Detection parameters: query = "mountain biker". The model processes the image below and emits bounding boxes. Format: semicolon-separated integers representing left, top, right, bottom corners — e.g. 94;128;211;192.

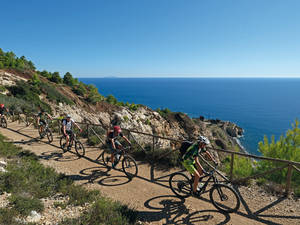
61;115;82;150
0;104;9;119
106;125;131;168
37;107;53;135
182;136;218;196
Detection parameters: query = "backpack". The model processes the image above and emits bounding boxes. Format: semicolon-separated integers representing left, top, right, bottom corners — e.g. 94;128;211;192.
179;141;193;158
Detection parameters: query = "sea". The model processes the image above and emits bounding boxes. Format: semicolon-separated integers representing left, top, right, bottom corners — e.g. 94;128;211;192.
79;78;300;156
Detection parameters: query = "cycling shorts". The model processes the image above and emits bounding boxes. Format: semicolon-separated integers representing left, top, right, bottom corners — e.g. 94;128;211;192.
182;158;197;175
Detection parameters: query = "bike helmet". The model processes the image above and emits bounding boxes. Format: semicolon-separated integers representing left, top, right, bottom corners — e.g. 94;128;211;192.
66;114;71;118
0;104;4;108
198;136;210;145
113;125;121;133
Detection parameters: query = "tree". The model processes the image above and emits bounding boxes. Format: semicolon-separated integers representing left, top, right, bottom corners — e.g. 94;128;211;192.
49;72;62;84
257;120;300;190
63;72;75;86
30;73;40;86
39;70;52;79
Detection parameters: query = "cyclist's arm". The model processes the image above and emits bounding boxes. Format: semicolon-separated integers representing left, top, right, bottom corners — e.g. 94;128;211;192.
204;151;218;165
73;122;82;132
122;136;131;145
110;138;116;149
46;113;53;120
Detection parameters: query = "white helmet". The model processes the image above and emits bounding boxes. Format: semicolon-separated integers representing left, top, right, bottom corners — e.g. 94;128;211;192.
66;114;71;118
198;136;210;145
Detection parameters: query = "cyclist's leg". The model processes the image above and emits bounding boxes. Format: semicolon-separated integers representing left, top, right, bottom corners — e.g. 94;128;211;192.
182;159;200;193
65;130;71;146
39;120;46;133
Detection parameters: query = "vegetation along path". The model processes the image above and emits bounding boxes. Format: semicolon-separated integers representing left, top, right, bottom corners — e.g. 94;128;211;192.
1;122;299;225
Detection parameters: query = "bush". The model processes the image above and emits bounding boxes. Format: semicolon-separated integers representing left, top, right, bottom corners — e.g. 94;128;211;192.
156;108;172;118
39;82;74;105
59;184;99;206
6;80;51;113
59;197;137;225
0;49;35;72
88;135;102;146
0;208;20;225
106;94;118;105
222;151;254;185
9;195;44;217
63;72;76;87
257;120;300;189
49;72;63;84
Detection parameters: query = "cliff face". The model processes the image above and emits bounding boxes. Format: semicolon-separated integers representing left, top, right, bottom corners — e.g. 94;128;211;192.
0;69;243;151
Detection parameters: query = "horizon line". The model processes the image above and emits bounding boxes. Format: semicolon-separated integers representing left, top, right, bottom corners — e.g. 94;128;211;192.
76;76;300;79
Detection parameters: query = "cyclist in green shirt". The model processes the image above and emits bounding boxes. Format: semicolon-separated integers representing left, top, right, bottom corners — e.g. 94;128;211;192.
182;136;218;195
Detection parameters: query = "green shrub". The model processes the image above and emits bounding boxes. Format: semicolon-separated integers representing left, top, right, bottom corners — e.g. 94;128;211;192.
123;115;129;122
106;94;118;105
156;108;172;118
145;119;151;125
0;85;6;92
6;80;51;113
222;152;253;184
49;72;63;84
53;201;68;209
9;194;44;217
59;198;137;225
257;120;300;189
88;135;101;146
63;72;77;87
59;184;99;206
0;49;35;71
39;82;74;105
129;103;139;111
0;208;20;225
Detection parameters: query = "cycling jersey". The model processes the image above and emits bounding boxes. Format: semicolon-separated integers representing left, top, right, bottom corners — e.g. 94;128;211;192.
0;107;7;115
182;142;206;161
62;119;74;131
107;131;124;140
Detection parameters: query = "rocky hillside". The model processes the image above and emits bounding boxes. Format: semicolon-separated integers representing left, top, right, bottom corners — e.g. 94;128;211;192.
0;69;243;153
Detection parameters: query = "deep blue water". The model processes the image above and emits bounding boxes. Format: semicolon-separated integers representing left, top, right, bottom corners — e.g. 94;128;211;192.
79;78;300;155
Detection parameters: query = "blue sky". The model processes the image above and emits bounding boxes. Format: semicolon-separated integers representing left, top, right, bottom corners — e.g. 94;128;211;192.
1;0;300;77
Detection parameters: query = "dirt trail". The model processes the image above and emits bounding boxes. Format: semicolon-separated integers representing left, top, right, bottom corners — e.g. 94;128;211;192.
1;122;299;225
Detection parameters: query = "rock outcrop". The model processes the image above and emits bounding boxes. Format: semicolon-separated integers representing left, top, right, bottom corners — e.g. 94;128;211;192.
0;69;244;152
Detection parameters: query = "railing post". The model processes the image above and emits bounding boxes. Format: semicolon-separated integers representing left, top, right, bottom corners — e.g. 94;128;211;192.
58;120;61;135
152;136;155;152
230;153;234;181
286;164;293;197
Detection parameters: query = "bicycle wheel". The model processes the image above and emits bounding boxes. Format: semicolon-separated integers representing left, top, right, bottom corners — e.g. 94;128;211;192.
101;150;112;167
1;118;7;128
60;136;68;152
75;140;85;157
169;172;192;198
46;129;53;143
209;184;240;213
122;155;138;178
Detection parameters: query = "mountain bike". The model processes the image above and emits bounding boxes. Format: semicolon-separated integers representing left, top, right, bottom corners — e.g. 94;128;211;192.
169;166;240;213
0;115;7;128
102;146;138;179
38;120;53;143
60;131;85;157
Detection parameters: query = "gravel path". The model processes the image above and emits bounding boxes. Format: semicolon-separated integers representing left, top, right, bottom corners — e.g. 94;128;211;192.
1;122;299;225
